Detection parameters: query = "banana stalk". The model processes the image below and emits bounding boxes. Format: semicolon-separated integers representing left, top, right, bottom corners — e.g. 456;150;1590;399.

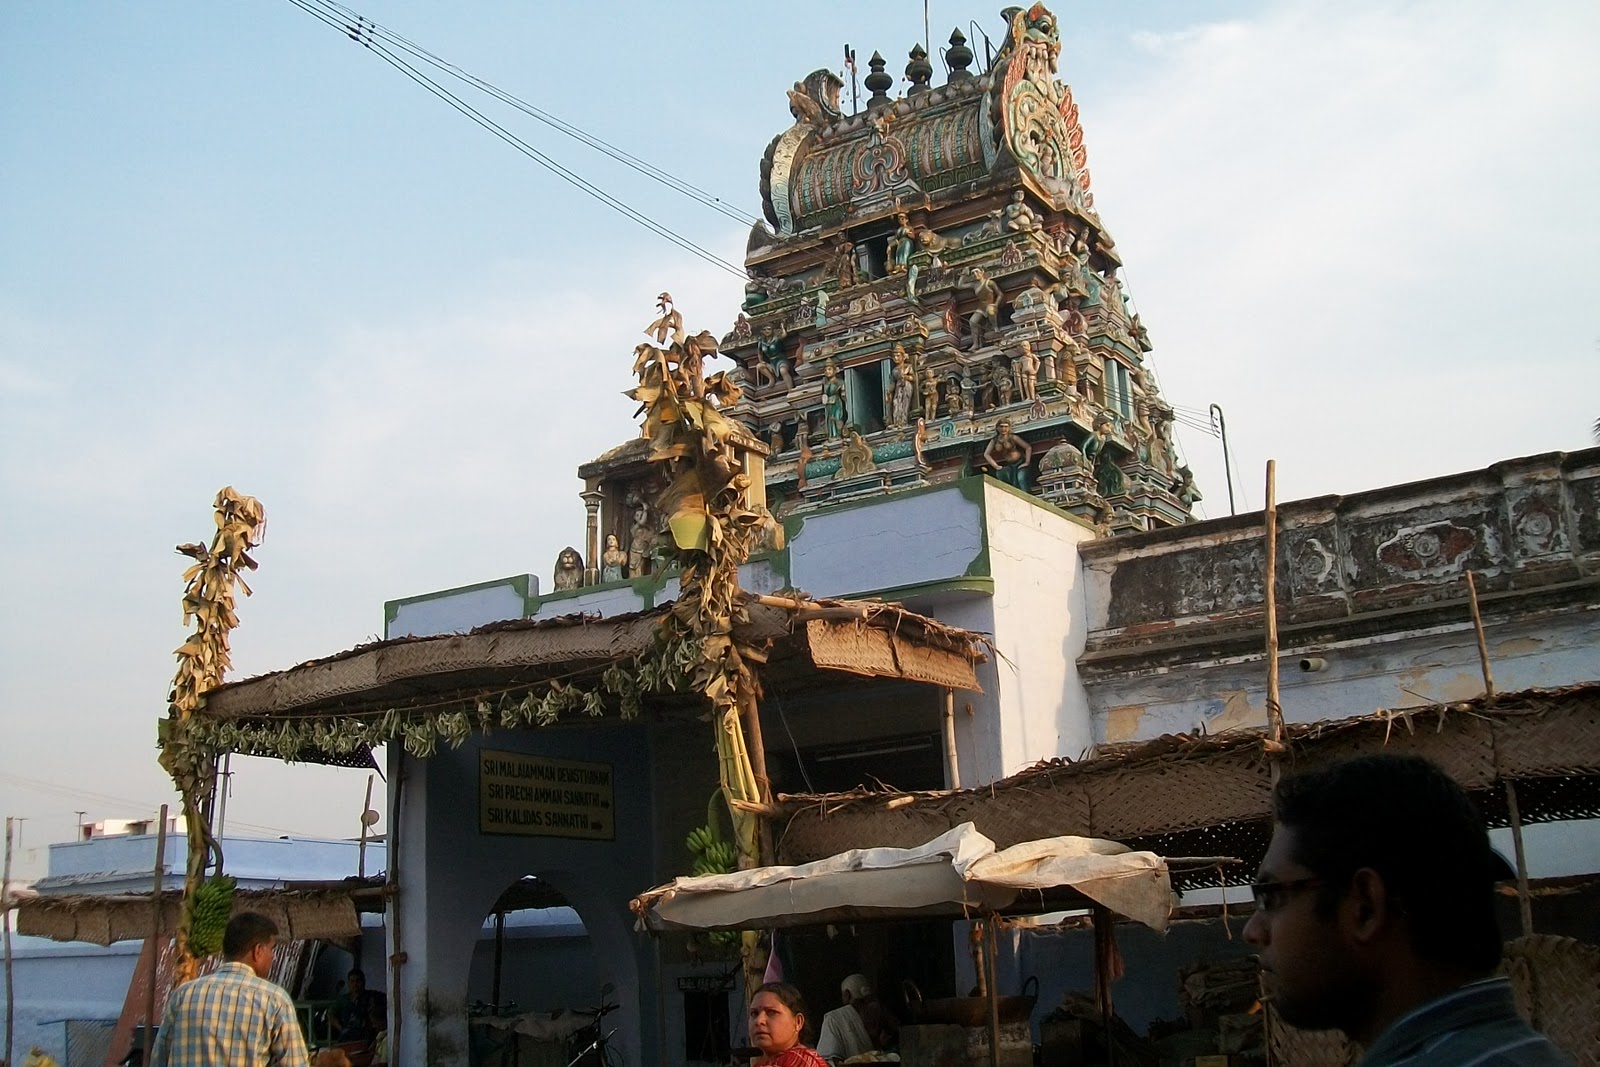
630;296;783;1001
159;488;265;983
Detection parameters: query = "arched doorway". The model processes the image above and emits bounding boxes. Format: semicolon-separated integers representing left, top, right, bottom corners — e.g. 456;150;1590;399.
464;875;624;1066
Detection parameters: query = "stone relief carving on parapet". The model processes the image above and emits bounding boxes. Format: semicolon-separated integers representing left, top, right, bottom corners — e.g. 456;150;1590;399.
1506;486;1568;559
1373;521;1480;580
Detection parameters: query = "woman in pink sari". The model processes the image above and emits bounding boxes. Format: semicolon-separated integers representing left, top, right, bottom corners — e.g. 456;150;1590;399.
748;983;828;1067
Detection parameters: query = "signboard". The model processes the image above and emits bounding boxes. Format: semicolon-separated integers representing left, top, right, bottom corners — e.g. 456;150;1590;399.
479;750;615;840
677;975;734;994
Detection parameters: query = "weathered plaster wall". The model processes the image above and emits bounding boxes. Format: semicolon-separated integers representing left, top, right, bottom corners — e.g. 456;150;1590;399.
1081;450;1600;743
388;723;659;1067
982;482;1098;778
1091;612;1600;742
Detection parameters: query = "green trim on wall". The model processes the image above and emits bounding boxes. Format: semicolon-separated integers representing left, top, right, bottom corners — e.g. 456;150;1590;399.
840;575;995;602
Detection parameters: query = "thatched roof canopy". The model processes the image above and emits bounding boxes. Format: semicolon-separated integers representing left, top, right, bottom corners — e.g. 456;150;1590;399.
769;683;1600;888
194;594;987;764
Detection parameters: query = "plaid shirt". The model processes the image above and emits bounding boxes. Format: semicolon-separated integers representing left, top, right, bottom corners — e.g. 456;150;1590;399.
150;961;310;1067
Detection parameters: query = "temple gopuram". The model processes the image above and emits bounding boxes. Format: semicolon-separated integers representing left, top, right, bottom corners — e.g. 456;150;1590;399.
570;4;1198;587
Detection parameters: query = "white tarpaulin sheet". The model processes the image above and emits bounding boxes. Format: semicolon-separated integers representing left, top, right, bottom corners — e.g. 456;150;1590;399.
633;823;1171;934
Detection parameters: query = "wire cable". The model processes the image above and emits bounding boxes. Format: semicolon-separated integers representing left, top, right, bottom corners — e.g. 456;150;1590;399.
303;0;759;228
282;0;747;277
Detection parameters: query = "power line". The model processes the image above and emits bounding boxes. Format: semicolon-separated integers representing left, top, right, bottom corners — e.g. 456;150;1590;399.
1;770;312;840
304;0;758;228
282;0;749;277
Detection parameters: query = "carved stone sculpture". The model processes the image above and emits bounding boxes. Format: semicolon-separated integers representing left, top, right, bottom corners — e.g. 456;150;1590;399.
627;495;656;578
838;431;876;477
1082;415;1126;498
1014;347;1039;401
1004;190;1041;233
822;359;846;439
601;534;627;582
981;418;1033;492
886;344;913;428
967;268;1002;350
921;367;941;419
993;360;1014;408
553;546;584;591
756;325;794;391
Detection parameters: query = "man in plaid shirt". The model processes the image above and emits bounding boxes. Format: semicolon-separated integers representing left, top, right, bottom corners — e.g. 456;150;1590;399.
150;911;311;1067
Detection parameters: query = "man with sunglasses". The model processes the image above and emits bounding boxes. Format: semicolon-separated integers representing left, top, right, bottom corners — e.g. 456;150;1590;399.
1243;754;1566;1064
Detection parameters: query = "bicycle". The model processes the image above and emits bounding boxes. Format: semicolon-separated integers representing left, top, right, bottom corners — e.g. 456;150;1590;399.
564;988;622;1067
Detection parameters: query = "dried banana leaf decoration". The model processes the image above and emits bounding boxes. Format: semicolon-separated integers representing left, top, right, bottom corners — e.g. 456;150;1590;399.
627;294;783;992
159;487;265;983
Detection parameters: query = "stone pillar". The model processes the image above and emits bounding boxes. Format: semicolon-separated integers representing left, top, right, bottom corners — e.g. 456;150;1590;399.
580;486;603;586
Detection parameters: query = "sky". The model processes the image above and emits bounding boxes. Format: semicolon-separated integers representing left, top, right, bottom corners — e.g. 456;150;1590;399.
2;0;1597;879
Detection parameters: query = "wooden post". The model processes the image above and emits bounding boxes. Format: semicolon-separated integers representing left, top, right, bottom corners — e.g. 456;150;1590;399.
740;690;777;867
4;816;15;1067
1264;462;1284;782
942;688;961;788
1093;906;1117;1067
1505;780;1534;937
984;919;1001;1067
491;909;506;1010
358;773;375;880
146;804;170;1048
1466;571;1496;701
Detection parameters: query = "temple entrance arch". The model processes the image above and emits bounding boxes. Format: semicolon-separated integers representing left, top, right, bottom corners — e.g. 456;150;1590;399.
460;870;637;1066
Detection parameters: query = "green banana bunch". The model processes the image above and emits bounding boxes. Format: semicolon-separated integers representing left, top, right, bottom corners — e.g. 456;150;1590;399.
186;874;236;958
684;822;737;877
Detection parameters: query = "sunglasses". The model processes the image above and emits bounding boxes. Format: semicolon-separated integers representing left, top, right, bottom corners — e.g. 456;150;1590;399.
1250;876;1327;912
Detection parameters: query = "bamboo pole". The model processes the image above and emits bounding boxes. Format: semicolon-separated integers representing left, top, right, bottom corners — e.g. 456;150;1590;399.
1505;780;1534;938
1466;571;1496;701
1264;462;1282;740
146;805;170;1048
1263;461;1284;783
942;688;961;788
358;773;375;880
984;919;1001;1067
4;816;15;1067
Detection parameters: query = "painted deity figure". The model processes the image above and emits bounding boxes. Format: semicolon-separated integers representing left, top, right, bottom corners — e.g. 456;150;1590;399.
1082;415;1126;498
886;212;917;275
921;366;941;419
600;534;627;582
981;418;1033;492
967;268;1003;350
1075;238;1102;308
822;360;847;439
756;325;793;391
886;345;913;428
907;228;956;305
553;546;584;591
831;239;858;288
943;376;967;418
1014;347;1039;401
627;496;656;578
992;360;1014;408
813;288;830;329
1004;190;1040;233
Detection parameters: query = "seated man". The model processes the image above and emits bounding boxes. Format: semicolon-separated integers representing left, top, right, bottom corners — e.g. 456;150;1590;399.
815;974;897;1063
328;968;387;1046
1244;754;1566;1064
